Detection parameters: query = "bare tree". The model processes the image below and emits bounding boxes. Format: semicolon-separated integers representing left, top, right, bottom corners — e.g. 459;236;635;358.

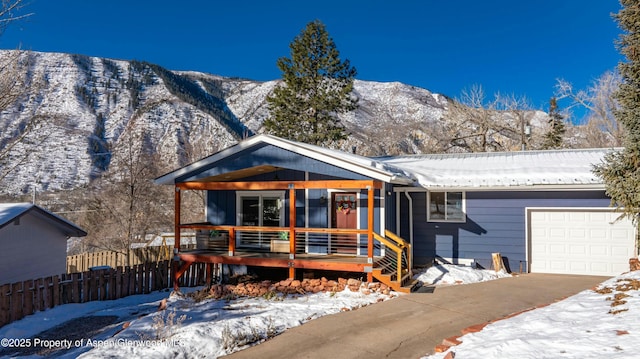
441;85;536;152
0;0;31;34
81;131;172;265
555;71;622;147
0;1;38;181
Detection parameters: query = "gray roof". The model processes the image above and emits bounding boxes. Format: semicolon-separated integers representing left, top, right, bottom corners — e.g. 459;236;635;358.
0;203;87;237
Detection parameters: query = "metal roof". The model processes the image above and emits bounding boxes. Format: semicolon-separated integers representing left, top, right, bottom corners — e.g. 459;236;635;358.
378;148;615;190
155;134;614;191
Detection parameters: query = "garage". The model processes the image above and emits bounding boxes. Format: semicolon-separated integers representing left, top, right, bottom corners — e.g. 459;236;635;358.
528;208;637;276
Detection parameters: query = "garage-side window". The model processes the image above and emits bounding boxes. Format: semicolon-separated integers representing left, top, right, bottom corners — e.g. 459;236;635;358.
427;191;466;222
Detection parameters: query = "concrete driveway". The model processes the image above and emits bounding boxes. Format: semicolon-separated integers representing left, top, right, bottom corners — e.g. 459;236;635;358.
223;273;609;359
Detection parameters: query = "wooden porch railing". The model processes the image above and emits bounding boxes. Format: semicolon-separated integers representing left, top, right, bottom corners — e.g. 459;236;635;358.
178;224;414;292
181;224;371;256
372;230;414;292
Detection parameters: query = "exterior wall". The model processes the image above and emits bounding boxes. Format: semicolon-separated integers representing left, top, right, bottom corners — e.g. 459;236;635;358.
206;169;358;227
0;214;67;285
207;190;236;225
402;190;610;270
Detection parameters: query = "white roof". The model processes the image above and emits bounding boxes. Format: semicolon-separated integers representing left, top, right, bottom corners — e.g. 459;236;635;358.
378;148;614;190
155;134;614;191
0;202;33;225
0;202;87;236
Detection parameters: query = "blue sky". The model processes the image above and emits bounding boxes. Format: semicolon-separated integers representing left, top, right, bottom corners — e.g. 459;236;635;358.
0;0;623;118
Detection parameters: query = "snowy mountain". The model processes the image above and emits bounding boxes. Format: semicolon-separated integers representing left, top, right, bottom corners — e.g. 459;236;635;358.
0;50;535;196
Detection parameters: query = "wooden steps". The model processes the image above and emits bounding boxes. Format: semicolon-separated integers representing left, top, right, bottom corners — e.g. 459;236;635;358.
372;268;417;293
371;230;414;293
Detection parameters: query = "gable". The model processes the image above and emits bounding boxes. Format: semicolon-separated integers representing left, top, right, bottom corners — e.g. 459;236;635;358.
156;134;412;185
175;143;372;182
0;203;87;237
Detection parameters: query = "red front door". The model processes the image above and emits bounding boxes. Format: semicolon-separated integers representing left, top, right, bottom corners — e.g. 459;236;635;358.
331;193;357;254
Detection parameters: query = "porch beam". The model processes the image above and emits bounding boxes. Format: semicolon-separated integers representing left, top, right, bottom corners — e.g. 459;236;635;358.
228;227;236;256
173;186;181;291
176;179;383;191
289;185;296;279
174;260;194;283
367;186;374;283
174;187;181;250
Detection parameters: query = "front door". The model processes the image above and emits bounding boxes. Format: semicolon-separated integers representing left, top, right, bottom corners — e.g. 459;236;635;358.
331;192;358;254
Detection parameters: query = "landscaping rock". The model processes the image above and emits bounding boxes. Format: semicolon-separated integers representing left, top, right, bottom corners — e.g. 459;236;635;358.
193;276;390;301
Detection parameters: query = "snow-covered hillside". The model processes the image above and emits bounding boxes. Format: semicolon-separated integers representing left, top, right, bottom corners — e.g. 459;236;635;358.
0;50;542;196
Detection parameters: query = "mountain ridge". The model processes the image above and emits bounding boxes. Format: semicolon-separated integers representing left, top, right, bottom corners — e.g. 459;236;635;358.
0;50;541;196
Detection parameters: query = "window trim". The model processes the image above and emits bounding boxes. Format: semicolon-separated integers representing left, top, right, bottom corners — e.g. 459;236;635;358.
427;191;466;223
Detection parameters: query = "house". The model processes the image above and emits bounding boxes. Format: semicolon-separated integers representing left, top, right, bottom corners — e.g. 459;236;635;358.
381;149;636;276
155;134;637;291
0;203;87;285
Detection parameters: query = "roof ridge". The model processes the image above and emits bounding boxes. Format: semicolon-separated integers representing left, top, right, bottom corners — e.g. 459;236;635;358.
377;147;620;160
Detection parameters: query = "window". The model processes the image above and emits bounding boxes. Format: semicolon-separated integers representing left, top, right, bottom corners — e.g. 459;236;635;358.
237;191;284;227
236;191;285;248
427;191;465;222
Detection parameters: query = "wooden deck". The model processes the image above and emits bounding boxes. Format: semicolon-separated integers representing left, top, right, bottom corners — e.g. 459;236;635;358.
178;249;378;273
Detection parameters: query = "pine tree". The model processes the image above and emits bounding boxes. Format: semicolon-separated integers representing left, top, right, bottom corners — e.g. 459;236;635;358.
542;97;566;149
264;20;357;146
593;1;640;224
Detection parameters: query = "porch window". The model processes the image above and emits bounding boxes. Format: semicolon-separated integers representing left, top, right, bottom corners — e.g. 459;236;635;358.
236;191;285;247
427;191;465;222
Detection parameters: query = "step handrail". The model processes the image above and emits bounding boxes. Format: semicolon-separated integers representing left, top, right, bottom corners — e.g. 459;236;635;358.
373;232;405;286
383;230;412;273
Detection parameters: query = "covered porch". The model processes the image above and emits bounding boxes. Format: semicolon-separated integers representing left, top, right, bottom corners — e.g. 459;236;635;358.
155;134;417;292
172;179;414;292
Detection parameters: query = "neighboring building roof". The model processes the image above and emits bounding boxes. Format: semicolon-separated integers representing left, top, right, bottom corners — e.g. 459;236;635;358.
155;134;414;185
0;203;87;237
378;148;615;190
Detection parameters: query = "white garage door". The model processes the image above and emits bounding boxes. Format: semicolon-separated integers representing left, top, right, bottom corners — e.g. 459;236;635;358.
529;209;636;276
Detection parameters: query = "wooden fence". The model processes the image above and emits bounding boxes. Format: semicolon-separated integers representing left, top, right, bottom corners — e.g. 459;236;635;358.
66;245;195;273
0;260;208;328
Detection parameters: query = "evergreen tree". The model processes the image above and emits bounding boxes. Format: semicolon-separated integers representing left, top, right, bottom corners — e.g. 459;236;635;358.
264;20;357;145
542;97;566;149
593;1;640;224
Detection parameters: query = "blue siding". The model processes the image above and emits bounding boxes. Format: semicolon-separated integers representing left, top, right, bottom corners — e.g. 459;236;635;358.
410;190;610;270
205;168;350;228
384;184;397;234
307;189;329;228
206;190;235;225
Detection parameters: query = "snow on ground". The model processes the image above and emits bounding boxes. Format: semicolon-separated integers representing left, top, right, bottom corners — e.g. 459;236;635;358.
0;263;497;358
0;280;394;358
423;270;640;359
1;264;635;358
413;263;512;286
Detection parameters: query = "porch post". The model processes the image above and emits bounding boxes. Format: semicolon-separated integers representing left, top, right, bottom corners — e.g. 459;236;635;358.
228;227;235;256
367;184;374;283
173;186;181;291
289;184;296;279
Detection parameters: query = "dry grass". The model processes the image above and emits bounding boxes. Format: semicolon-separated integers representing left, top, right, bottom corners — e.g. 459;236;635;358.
595;278;640;315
